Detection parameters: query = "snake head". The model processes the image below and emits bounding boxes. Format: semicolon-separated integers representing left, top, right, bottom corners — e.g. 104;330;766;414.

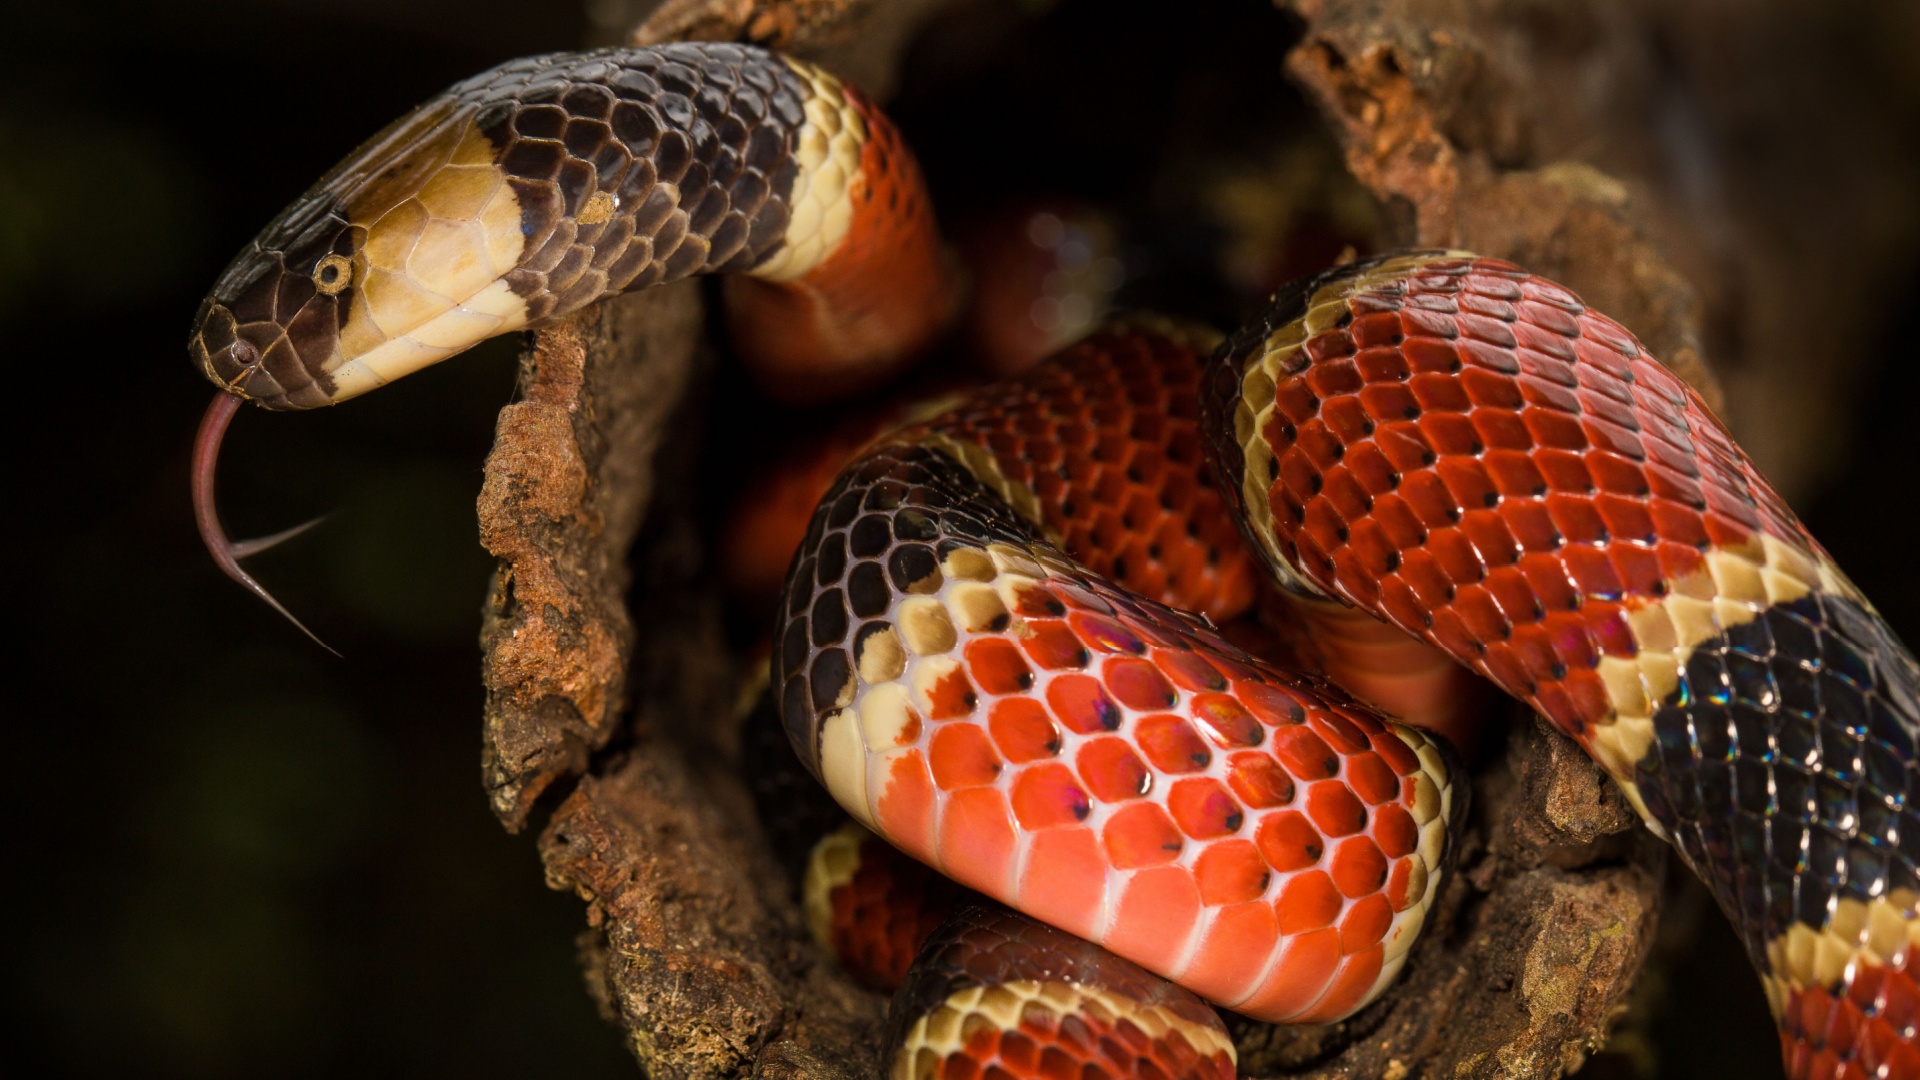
189;94;533;411
190;193;358;411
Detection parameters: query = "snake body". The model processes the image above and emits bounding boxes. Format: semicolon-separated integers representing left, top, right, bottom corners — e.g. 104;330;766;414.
189;42;1920;1080
773;323;1462;1029
1206;253;1920;1078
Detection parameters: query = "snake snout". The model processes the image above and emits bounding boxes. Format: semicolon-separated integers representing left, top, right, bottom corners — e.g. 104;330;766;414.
192;197;361;410
189;275;345;410
189;301;265;394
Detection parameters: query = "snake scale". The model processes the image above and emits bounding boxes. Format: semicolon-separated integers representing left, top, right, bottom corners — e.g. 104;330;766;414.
186;42;1920;1080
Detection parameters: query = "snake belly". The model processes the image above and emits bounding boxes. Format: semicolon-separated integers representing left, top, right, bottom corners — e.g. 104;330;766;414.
774;323;1463;1025
1205;252;1920;1078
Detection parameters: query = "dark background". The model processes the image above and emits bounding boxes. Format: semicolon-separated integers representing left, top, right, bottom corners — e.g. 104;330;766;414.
3;1;1917;1077
4;2;632;1076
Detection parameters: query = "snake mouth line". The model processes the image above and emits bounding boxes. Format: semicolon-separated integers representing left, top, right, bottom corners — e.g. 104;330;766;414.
192;390;336;654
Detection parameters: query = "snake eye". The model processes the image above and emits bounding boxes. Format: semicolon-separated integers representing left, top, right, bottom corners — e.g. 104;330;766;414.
312;254;352;295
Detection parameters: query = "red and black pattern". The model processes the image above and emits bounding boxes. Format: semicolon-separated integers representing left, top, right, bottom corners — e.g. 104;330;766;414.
1782;949;1920;1080
1205;252;1920;1079
1203;253;1809;736
187;32;1920;1071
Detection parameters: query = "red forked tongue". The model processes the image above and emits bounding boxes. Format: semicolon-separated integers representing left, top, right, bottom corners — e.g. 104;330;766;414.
193;391;337;654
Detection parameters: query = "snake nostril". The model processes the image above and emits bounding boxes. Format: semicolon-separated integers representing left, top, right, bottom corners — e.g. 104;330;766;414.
231;338;261;369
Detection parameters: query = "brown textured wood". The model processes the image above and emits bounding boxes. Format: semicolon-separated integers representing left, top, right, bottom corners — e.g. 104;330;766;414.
632;0;942;97
541;746;882;1076
479;283;703;828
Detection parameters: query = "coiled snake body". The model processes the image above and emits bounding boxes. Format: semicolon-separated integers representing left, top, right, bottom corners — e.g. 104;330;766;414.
188;42;1920;1080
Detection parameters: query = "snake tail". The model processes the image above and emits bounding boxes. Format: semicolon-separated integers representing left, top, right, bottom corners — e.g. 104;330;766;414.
888;903;1236;1080
774;323;1465;1023
1205;251;1920;1077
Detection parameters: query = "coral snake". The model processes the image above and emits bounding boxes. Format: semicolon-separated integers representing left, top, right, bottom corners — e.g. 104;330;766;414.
186;41;1920;1080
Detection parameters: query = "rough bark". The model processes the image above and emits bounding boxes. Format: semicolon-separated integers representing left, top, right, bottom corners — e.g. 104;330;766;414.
479;284;703;829
467;0;1901;1075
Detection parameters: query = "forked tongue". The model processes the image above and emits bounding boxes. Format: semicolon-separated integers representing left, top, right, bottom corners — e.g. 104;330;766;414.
193;391;337;654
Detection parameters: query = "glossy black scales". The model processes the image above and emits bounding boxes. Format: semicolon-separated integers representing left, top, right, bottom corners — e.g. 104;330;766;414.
1636;590;1920;965
457;43;812;321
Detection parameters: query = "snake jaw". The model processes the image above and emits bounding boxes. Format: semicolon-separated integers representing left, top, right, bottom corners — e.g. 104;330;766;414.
192;390;338;655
